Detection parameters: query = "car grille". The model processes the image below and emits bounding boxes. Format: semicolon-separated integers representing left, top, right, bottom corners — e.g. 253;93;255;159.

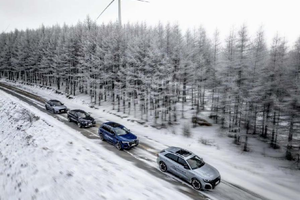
209;176;221;188
59;109;65;113
129;140;138;146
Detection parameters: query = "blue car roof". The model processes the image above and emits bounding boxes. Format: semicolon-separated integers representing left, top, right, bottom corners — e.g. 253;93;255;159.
104;121;123;128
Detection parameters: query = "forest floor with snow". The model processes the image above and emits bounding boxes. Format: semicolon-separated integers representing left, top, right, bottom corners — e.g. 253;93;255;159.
1;80;300;200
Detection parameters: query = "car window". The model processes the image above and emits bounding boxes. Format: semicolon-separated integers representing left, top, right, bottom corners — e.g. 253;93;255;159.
102;126;113;134
102;126;108;132
77;112;87;118
178;157;188;167
187;156;205;170
122;126;130;132
114;127;127;136
52;101;63;106
165;153;178;162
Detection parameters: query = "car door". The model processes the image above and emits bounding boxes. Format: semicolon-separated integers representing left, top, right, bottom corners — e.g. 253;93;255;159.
47;101;53;109
101;125;110;142
103;126;115;144
45;101;50;109
67;111;72;120
176;157;190;181
71;111;78;122
164;153;179;175
109;128;118;145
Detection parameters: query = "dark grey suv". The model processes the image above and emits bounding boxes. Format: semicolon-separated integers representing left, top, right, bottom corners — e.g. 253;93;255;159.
67;109;96;128
157;147;221;190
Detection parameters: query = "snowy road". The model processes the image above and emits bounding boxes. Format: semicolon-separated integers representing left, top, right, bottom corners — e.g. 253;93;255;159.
0;82;271;200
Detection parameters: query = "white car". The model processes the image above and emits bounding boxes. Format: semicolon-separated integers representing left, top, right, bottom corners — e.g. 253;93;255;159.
45;100;68;114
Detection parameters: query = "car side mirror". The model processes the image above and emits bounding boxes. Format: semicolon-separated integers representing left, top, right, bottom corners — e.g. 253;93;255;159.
184;165;190;170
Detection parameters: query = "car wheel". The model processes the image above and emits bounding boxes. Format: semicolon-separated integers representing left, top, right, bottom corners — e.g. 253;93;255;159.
78;122;82;128
52;108;55;114
99;133;105;141
159;161;167;172
45;106;48;110
191;178;202;190
68;117;71;122
116;142;122;150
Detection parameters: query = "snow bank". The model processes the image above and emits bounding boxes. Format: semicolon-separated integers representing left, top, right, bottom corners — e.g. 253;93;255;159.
0;91;191;200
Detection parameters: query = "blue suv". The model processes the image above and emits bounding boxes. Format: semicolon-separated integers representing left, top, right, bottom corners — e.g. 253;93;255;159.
98;122;139;150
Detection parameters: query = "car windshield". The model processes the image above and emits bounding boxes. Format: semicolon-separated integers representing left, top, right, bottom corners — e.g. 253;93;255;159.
187;156;205;170
114;127;128;136
52;101;63;106
77;112;88;118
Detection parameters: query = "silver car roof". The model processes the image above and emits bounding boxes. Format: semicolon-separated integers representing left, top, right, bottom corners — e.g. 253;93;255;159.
165;147;195;159
166;146;182;153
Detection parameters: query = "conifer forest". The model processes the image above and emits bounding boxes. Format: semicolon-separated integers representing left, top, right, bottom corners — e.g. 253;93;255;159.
0;18;299;160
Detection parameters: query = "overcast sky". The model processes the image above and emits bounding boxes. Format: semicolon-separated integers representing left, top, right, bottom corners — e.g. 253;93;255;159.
1;0;300;46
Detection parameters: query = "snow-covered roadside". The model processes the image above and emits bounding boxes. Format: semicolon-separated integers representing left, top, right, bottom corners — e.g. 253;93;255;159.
3;80;300;200
0;90;192;200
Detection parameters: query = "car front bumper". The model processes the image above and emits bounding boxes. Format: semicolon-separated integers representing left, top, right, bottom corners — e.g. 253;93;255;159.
82;123;96;128
55;108;68;113
122;140;139;149
203;176;221;189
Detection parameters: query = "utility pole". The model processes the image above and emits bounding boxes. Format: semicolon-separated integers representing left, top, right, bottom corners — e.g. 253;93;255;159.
118;0;122;27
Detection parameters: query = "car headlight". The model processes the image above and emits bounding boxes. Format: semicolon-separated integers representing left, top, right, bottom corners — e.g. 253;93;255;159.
203;179;211;183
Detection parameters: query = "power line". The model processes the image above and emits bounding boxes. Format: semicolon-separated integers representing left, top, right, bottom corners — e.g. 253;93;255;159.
95;0;116;21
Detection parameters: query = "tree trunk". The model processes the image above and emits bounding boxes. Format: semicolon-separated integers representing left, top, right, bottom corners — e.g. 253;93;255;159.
286;112;295;160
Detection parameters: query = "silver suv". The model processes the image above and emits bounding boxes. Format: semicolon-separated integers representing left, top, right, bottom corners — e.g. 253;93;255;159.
45;99;68;114
157;147;221;190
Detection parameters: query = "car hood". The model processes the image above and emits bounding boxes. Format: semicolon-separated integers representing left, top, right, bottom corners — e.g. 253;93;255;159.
192;163;220;180
117;132;137;141
53;105;67;110
80;116;94;121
